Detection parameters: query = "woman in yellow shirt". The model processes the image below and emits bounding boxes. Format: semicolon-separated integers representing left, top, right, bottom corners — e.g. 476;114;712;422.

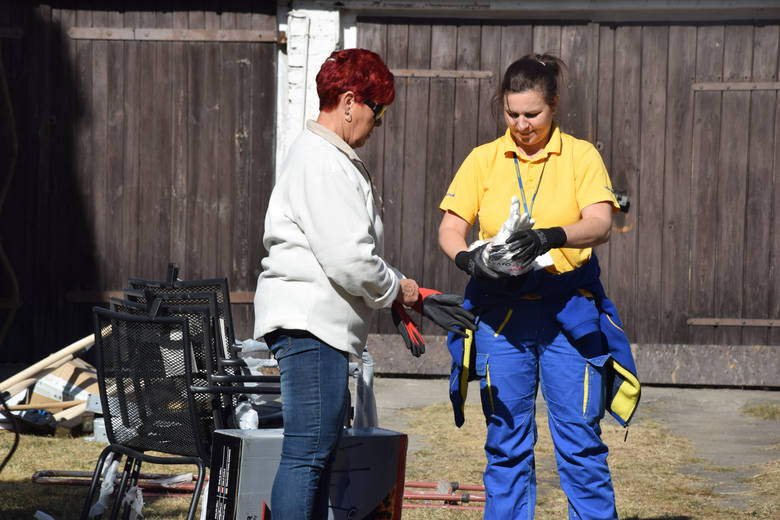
439;54;638;520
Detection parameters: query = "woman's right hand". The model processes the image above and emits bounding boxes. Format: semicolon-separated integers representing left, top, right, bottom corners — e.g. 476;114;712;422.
396;278;420;306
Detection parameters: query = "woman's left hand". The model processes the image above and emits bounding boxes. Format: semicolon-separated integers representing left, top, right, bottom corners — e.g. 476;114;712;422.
396;278;420;306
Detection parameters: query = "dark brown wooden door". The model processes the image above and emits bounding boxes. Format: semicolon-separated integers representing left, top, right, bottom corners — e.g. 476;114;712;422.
0;5;276;361
358;20;780;347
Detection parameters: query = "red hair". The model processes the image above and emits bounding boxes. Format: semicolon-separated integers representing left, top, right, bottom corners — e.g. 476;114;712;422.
316;49;395;111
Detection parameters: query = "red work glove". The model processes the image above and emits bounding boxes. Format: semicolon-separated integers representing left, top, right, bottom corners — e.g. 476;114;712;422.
391;302;425;357
412;288;478;338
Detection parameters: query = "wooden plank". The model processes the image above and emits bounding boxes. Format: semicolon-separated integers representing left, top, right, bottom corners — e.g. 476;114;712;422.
593;24;615;288
169;10;189;271
247;30;276;291
216;17;238;284
558;24;591;139
229;41;253;290
423;25;457;315
5;7;37;358
391;68;491;79
714;25;753;345
186;15;221;279
742;25;779;345
67;27;281;42
74;8;95;293
533;24;561;56
689;25;725;344
399;23;430;301
476;23;502;145
242;34;277;340
91;10;109;289
688;318;780;327
583;23;599;143
45;7;80;359
136;10;172;279
104;10;127;291
449;24;482;297
355;22;387;335
770;26;780;346
377;22;409;335
692;81;780;91
661;25;697;344
635;25;668;344
608;25;642;337
122;9;141;280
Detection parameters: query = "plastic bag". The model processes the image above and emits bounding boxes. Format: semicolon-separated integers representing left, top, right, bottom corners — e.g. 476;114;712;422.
470;196;553;276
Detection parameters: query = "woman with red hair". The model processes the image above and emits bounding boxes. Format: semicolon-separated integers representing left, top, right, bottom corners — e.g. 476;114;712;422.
254;49;475;519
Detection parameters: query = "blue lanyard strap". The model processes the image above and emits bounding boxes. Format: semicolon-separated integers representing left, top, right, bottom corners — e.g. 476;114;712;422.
513;154;547;217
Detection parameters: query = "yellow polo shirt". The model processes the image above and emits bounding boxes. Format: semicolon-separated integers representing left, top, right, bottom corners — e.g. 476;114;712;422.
440;125;619;273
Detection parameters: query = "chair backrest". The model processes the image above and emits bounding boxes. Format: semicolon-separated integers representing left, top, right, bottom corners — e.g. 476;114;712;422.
110;295;240;429
126;276;236;348
110;296;219;378
92;307;213;462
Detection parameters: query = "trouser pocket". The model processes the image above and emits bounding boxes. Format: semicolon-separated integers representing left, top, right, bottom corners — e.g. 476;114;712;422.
476;352;494;415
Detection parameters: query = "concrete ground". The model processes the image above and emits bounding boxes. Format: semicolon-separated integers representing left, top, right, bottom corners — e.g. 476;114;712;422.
372;377;780;511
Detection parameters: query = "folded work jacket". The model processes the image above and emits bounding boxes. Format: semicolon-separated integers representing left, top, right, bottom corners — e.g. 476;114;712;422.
447;255;640;428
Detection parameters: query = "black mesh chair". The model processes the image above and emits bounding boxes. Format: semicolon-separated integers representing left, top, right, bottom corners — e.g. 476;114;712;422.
125;277;245;377
122;268;282;429
82;308;212;520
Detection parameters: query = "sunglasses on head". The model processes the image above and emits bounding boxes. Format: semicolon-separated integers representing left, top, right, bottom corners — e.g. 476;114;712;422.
363;100;387;121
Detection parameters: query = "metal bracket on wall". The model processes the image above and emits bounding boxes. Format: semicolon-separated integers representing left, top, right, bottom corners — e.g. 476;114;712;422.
692;81;780;91
687;318;780;327
392;69;492;79
67;27;286;44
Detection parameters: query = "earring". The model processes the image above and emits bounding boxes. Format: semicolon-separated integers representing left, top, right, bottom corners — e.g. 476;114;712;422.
345;112;352;122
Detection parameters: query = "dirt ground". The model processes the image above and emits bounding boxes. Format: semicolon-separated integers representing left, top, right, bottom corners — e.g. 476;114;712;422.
373;377;780;513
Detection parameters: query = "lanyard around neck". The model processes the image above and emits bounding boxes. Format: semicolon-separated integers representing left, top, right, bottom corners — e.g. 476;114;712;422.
513;154;547;217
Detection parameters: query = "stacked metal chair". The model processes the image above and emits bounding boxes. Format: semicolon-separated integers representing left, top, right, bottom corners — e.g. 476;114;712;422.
120;263;282;428
82;308;211;520
81;264;281;519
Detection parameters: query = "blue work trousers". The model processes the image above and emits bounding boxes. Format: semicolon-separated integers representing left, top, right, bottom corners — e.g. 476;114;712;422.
474;301;617;520
267;331;350;520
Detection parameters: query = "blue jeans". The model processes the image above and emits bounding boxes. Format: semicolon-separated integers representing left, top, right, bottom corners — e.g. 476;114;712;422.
267;330;349;520
475;300;616;520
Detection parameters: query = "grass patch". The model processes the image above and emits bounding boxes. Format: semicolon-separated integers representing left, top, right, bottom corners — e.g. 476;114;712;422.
742;402;780;420
1;403;779;519
399;403;780;520
0;431;200;519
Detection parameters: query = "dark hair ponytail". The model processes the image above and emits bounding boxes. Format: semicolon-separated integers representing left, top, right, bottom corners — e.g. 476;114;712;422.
492;54;566;114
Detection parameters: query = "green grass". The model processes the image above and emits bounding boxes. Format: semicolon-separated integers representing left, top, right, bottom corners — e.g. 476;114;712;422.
742;402;780;421
1;403;779;519
398;403;780;520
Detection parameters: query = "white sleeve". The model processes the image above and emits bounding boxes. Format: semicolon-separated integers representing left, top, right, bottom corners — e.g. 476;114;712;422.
290;162;400;310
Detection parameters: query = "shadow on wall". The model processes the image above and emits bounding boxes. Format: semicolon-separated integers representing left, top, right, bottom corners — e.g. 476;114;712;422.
0;7;97;363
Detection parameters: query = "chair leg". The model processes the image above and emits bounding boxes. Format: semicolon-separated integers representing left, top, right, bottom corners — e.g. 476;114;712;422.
80;445;120;520
186;459;208;520
120;458;143;520
109;456;135;519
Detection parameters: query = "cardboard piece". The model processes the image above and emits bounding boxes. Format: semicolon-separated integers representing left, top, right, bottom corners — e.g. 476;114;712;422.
29;358;99;405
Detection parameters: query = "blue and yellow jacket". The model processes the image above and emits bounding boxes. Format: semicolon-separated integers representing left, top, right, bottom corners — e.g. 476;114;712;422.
447;255;640;428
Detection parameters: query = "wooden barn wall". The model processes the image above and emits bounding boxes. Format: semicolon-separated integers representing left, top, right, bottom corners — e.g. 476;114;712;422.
357;20;780;349
0;4;276;363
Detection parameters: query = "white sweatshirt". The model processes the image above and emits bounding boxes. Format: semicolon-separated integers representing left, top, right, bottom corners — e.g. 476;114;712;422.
253;120;402;357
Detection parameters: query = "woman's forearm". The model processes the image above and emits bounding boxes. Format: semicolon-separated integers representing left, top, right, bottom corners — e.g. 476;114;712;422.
560;202;613;248
438;211;472;260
